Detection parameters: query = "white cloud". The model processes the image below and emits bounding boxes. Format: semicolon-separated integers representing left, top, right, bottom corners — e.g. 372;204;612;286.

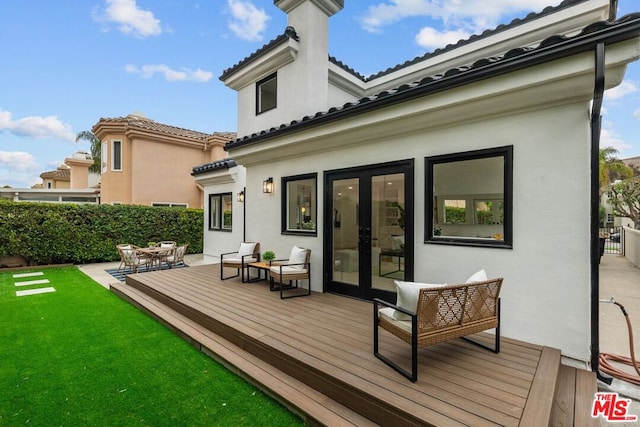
600;126;632;153
124;64;213;82
634;108;640;119
227;0;270;42
0;151;39;172
94;0;162;38
0;109;75;142
604;80;638;102
359;0;551;36
415;27;471;49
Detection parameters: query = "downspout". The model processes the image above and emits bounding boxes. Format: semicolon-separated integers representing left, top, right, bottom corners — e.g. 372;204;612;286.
590;42;610;383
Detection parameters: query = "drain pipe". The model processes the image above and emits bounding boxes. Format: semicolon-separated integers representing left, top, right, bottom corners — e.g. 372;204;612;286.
590;42;611;384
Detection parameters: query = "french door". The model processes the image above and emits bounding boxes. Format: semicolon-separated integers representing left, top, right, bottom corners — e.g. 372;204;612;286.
324;160;413;301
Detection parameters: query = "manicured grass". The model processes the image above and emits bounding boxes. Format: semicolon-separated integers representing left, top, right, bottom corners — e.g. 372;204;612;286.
0;267;303;426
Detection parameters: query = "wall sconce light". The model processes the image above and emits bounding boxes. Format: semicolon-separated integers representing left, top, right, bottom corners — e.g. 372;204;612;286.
237;190;245;203
263;177;274;194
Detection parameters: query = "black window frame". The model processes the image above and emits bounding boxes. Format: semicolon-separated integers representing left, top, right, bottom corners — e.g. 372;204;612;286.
256;72;277;115
281;173;318;236
425;145;513;248
112;140;122;171
209;192;233;232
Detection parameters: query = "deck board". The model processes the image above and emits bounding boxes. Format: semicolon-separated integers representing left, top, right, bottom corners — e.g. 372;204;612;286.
110;264;597;426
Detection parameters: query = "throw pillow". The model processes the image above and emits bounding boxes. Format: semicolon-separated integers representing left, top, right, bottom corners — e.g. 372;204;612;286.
288;246;308;269
238;242;256;257
465;269;488;283
392;281;446;321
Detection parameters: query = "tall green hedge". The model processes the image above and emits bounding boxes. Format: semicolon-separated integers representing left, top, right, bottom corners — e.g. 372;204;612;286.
0;200;203;265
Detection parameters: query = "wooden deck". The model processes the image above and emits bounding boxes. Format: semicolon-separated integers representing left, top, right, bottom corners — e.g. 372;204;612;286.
110;264;599;426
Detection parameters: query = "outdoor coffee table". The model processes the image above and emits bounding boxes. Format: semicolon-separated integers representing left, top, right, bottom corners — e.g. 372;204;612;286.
246;261;271;283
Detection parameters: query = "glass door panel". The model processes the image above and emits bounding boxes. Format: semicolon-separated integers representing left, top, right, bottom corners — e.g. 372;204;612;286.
332;178;360;288
371;173;406;293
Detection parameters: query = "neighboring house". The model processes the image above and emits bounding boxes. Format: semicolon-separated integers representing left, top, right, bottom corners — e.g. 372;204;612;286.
93;113;235;208
0;151;100;204
601;155;640;228
192;0;640;369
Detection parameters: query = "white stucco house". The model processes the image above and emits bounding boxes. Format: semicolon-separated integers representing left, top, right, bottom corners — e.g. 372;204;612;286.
192;0;640;371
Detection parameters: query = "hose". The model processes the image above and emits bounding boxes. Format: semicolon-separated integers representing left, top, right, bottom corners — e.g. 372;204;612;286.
599;298;640;385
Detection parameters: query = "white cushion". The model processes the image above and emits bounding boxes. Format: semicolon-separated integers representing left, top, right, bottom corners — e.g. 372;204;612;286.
160;243;174;248
223;257;257;265
287;246;308;269
391;235;405;250
269;266;309;275
378;307;412;333
465;269;488;283
238;242;256;257
392;280;446;321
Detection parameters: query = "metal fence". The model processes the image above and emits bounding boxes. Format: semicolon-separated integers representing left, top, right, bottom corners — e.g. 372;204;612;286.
599;226;624;255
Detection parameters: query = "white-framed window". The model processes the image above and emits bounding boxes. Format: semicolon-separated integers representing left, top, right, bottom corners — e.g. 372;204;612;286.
256;72;277;114
209;193;232;231
282;173;317;235
101;143;108;173
111;140;122;171
151;202;188;208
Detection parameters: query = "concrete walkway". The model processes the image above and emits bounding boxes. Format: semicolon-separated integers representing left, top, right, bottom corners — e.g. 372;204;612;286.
76;253;215;290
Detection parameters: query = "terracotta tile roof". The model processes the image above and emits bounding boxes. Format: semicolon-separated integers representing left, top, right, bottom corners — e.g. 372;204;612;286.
225;13;640;150
97;114;212;141
191;158;237;176
40;168;70;180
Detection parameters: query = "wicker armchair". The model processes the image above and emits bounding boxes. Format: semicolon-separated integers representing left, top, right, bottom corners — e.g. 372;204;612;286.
116;244;151;274
220;242;260;281
165;244;188;268
374;277;503;382
268;246;311;299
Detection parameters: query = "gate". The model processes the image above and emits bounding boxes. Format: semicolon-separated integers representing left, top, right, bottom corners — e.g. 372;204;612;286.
599;227;624;255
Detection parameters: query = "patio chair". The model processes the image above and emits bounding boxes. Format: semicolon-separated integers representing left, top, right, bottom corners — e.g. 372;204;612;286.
154;241;176;268
116;244;151;274
165;244;188;268
268;246;311;299
373;274;502;382
220;242;260;281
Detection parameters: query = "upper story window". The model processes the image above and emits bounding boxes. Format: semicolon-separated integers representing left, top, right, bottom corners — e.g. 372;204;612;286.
112;140;122;171
425;146;513;248
256;72;277;115
209;193;232;231
281;173;317;235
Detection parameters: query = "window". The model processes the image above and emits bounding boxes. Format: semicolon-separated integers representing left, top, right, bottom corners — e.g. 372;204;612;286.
256;73;277;114
112;140;122;171
282;173;317;235
209;193;232;231
101;143;107;173
426;146;512;247
152;202;188;208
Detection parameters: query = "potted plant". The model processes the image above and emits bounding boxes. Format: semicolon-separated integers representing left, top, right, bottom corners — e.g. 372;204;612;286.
262;251;276;263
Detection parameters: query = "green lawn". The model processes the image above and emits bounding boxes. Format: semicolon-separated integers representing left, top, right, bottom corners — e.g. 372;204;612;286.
0;267;302;426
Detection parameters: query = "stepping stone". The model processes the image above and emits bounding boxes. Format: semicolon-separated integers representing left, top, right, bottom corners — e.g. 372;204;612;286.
16;287;56;297
13;272;44;278
14;279;50;287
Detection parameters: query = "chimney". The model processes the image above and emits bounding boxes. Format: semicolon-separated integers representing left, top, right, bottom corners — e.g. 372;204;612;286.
65;151;93;189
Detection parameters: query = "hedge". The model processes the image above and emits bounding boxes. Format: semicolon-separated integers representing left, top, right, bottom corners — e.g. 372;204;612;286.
0;200;203;265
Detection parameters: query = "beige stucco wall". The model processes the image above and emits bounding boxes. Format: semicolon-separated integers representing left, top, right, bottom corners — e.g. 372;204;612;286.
99;132;212;208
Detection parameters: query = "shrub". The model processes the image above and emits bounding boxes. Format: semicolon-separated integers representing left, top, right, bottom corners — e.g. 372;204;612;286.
0;200;203;265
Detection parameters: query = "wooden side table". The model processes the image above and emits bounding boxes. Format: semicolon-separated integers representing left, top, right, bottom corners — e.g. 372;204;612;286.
246;261;271;283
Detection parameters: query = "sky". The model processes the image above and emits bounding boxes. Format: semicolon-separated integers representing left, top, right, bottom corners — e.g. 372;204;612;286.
1;0;639;188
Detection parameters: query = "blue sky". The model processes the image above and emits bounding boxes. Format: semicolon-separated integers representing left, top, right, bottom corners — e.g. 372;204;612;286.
1;0;639;188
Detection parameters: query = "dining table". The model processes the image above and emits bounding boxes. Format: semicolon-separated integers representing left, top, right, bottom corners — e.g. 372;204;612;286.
136;246;174;271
